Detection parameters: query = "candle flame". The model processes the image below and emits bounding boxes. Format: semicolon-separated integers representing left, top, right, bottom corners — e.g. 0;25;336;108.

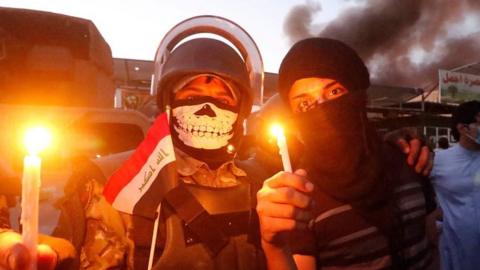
24;126;52;155
270;123;285;139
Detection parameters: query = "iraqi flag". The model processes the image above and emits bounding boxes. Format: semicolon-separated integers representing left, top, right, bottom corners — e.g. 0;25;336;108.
103;112;178;218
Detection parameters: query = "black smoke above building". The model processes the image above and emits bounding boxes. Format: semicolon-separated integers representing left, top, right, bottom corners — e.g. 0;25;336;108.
284;0;480;88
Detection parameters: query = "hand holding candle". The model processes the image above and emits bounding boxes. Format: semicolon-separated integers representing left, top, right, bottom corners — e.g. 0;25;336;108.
21;126;52;270
258;122;314;264
270;123;292;173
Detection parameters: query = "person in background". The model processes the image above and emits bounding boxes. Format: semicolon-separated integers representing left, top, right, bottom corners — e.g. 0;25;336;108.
437;137;450;150
54;37;266;270
430;101;480;270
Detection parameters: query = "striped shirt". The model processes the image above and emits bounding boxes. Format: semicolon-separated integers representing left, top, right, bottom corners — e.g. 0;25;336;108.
292;145;435;269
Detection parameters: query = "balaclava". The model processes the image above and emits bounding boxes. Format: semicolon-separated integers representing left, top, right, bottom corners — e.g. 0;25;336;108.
279;38;405;267
278;38;385;210
157;38;252;169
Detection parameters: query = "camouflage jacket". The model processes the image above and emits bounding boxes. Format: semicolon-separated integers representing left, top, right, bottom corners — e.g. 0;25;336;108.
55;150;248;270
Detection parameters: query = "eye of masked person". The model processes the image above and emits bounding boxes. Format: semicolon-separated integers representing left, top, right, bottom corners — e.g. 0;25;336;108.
288;77;348;113
174;75;238;106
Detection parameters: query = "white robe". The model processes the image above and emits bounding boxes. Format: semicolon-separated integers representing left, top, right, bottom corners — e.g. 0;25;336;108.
431;144;480;270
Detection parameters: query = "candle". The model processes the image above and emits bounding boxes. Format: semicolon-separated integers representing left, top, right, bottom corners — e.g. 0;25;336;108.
270;124;292;173
21;126;52;270
21;154;40;270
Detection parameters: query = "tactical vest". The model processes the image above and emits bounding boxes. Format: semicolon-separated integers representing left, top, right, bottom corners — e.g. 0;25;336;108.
132;180;265;270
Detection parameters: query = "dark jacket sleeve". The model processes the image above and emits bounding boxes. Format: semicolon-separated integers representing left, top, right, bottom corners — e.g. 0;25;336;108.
421;176;437;214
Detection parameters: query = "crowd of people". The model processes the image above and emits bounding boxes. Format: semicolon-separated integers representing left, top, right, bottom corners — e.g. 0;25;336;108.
1;15;479;270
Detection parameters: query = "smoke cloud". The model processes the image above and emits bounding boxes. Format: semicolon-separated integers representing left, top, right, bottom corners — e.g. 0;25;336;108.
284;0;480;88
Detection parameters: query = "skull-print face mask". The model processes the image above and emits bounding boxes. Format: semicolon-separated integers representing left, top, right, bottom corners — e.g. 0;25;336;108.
171;96;240;168
173;97;238;149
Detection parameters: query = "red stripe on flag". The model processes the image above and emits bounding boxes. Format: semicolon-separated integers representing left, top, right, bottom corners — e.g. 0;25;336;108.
103;112;171;203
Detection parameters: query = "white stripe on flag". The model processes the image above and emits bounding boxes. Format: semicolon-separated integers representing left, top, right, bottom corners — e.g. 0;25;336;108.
112;135;175;214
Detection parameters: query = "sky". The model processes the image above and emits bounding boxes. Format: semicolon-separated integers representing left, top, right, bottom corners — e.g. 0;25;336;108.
0;0;355;72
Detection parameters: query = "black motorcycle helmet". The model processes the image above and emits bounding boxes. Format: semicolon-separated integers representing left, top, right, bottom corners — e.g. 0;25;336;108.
156;38;253;121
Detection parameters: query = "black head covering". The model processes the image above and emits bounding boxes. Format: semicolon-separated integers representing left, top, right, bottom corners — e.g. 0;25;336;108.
277;37;386;213
278;38;405;266
278;37;370;102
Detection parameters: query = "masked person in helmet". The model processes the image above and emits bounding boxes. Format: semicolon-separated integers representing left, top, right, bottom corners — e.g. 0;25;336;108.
149;38;265;269
54;37;265;270
256;38;436;270
157;38;252;173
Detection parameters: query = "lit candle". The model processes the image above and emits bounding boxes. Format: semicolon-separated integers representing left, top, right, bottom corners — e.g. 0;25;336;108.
21;126;52;270
270;124;292;173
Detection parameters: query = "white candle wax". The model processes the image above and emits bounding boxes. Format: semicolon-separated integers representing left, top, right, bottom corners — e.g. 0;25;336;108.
21;154;40;270
276;133;292;173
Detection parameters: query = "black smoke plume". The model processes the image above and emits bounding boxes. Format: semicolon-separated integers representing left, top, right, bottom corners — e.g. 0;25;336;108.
284;0;480;87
